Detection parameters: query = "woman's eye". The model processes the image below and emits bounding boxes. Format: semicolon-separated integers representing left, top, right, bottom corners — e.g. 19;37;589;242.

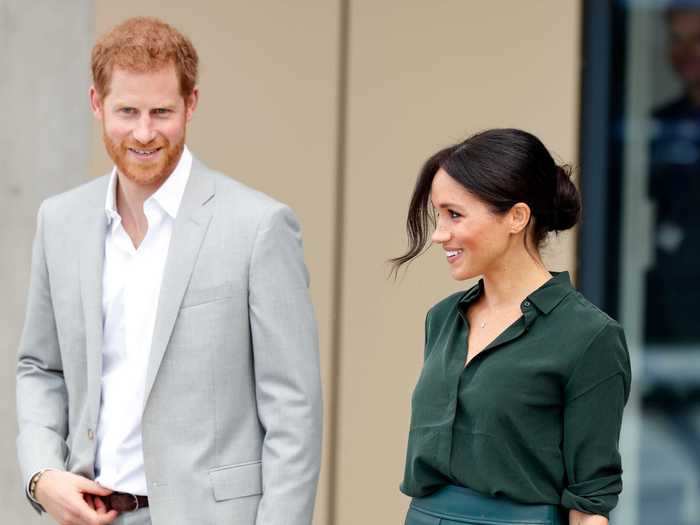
449;210;461;219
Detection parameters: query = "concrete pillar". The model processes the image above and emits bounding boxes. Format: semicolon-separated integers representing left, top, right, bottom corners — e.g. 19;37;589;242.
0;1;94;521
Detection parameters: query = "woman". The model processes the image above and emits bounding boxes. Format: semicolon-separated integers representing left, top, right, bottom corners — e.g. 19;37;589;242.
393;129;631;525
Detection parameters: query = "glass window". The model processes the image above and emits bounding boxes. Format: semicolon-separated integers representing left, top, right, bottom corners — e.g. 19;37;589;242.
581;1;700;523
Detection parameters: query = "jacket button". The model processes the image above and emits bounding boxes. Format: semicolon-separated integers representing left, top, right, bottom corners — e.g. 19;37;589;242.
522;301;531;309
87;428;95;440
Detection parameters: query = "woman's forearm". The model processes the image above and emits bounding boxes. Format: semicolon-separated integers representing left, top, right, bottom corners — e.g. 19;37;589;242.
569;509;608;525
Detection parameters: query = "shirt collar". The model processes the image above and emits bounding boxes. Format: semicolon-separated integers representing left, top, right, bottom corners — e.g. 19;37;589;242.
459;271;573;315
526;271;573;314
104;171;120;224
104;145;193;223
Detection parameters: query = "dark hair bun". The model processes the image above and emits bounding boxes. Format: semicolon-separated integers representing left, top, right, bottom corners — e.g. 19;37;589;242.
549;165;581;232
391;129;583;271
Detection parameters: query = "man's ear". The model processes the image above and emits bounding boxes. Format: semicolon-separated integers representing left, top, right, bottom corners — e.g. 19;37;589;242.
509;202;531;234
185;86;199;122
89;86;103;119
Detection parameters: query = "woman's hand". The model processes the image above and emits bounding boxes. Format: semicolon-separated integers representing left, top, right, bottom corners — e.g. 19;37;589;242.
569;509;609;525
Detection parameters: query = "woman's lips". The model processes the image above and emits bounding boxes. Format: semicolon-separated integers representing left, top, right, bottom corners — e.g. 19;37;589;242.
445;249;463;263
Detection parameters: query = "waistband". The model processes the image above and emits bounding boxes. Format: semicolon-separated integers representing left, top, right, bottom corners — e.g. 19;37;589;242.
409;485;565;524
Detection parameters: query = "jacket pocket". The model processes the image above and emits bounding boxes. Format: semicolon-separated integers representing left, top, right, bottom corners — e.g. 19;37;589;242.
208;460;262;502
181;282;235;309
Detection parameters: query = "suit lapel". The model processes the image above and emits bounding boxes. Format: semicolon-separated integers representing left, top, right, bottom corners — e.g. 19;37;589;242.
144;160;215;408
79;181;109;421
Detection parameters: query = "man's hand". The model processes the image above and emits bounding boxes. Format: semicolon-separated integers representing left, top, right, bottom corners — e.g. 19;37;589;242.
35;470;119;525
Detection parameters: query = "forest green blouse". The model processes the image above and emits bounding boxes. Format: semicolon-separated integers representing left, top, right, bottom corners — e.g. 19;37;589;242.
401;272;631;517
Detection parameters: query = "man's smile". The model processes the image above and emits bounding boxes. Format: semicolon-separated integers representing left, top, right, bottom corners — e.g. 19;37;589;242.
128;147;163;159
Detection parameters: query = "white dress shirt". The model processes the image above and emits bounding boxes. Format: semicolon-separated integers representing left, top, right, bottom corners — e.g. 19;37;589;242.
95;147;192;495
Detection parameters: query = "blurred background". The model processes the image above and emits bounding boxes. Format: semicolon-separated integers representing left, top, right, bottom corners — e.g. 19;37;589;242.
1;0;698;523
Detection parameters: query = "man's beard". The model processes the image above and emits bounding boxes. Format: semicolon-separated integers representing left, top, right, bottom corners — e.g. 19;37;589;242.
103;128;185;188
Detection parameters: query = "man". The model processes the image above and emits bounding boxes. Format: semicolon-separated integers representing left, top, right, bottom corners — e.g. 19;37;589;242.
645;3;700;343
16;17;322;525
640;4;700;514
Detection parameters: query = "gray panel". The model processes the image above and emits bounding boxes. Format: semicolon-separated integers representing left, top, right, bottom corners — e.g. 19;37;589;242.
578;0;611;309
0;0;93;522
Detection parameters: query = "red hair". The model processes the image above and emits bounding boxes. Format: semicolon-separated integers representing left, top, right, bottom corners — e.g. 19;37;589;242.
91;17;198;98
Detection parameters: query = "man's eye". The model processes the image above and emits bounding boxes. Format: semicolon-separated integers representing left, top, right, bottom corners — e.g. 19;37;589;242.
120;108;136;115
153;108;171;115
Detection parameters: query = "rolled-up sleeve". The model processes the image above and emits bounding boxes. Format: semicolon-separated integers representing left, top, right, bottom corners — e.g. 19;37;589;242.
561;321;631;517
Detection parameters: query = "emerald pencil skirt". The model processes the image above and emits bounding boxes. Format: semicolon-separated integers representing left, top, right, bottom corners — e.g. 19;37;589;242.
405;485;567;525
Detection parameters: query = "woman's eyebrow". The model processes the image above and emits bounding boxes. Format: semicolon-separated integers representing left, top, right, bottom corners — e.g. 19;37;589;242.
432;200;462;209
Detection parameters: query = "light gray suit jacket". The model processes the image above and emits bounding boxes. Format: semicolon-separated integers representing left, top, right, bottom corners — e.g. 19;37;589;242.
16;158;323;525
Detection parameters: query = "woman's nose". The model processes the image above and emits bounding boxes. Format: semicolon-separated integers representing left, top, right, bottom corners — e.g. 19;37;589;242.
431;226;450;244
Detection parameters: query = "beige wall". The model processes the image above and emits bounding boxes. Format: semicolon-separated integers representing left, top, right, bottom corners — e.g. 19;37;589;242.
0;2;581;524
334;1;581;523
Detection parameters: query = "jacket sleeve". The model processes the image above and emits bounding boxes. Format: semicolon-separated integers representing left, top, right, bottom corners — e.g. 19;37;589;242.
248;204;323;525
561;320;632;517
16;202;69;513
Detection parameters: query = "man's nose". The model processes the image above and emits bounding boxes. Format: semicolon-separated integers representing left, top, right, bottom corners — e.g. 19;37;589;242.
132;116;157;144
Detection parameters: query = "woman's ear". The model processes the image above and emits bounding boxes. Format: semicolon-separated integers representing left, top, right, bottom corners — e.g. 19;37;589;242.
509;202;531;234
